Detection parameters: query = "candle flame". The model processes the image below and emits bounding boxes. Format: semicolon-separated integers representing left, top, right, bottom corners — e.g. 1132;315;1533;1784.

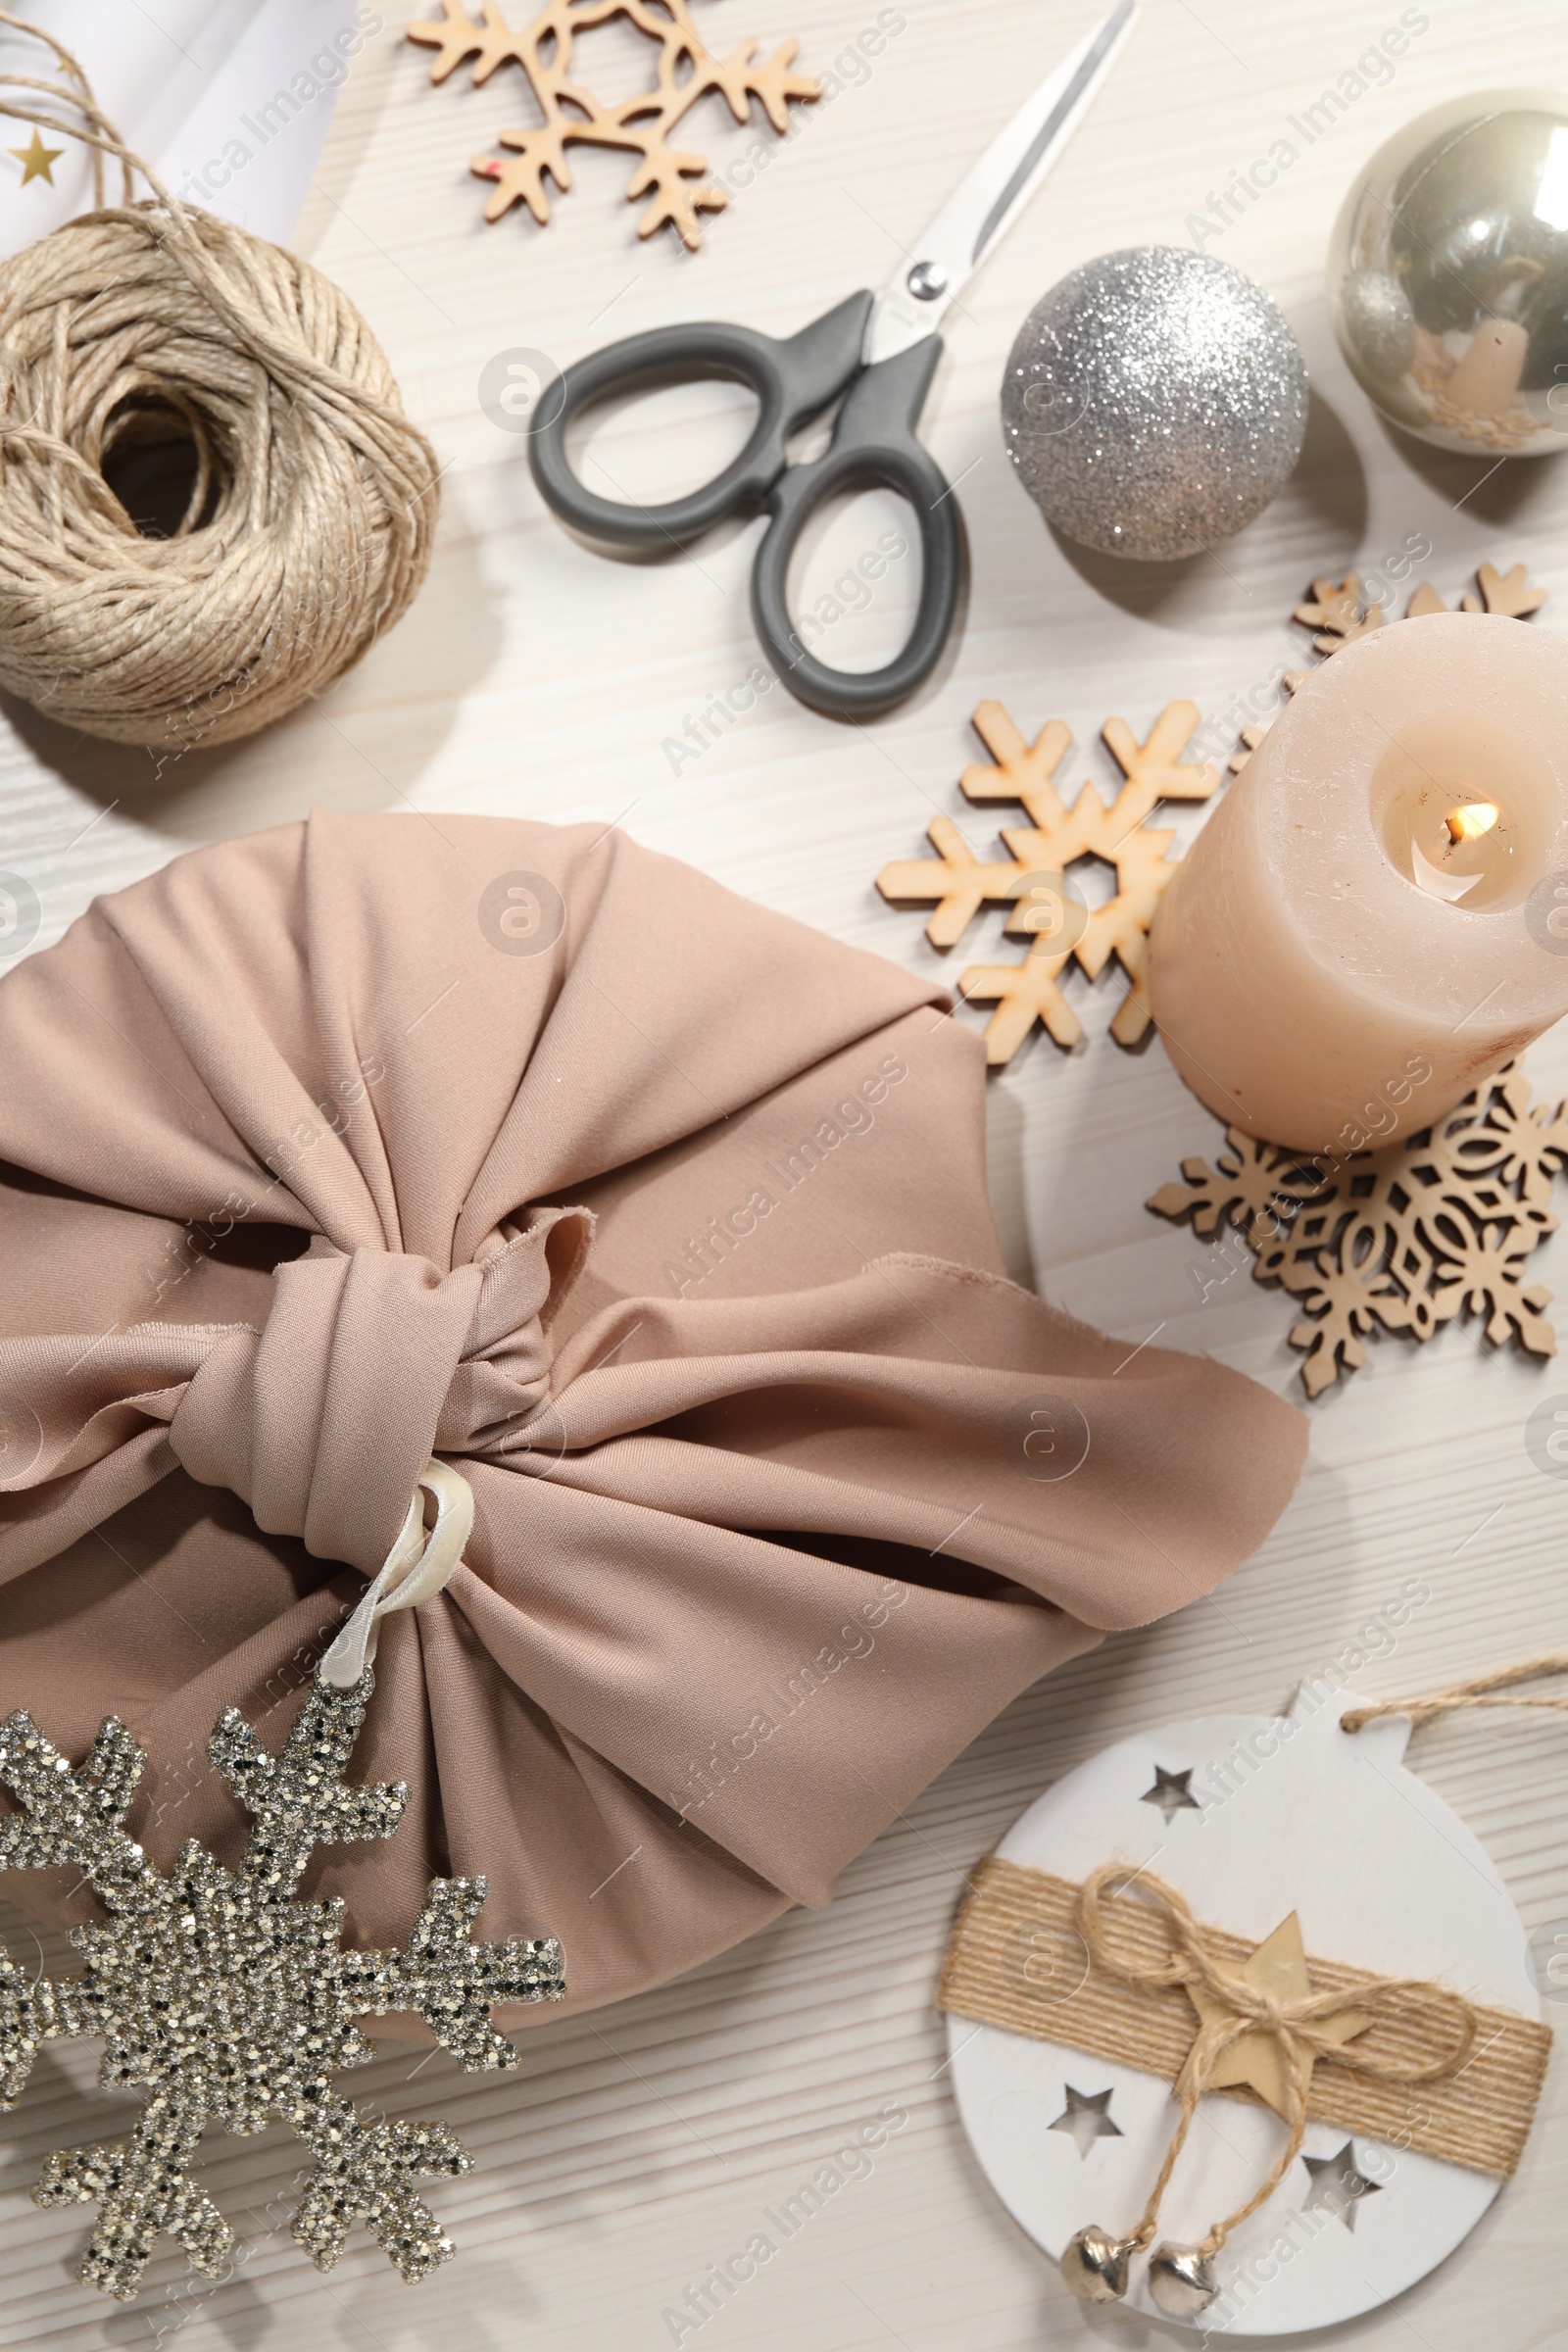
1444;801;1499;845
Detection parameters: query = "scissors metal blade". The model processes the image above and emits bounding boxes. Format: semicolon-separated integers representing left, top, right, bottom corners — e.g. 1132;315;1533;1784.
864;0;1136;364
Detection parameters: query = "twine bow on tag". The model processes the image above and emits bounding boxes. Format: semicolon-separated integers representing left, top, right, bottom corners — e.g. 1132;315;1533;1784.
940;1662;1566;2316
1075;1864;1478;2265
938;1849;1551;2316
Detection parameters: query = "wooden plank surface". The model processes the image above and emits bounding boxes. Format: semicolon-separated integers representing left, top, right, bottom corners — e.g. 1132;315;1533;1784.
3;2;1568;2345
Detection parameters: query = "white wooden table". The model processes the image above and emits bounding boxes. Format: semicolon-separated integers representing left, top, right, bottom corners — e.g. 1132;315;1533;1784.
4;3;1568;2345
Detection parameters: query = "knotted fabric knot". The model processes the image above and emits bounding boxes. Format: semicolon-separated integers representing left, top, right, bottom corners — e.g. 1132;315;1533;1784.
169;1205;591;1576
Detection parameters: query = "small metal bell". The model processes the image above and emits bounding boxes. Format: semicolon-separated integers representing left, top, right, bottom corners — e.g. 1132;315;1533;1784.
1148;2240;1221;2319
1058;2223;1136;2303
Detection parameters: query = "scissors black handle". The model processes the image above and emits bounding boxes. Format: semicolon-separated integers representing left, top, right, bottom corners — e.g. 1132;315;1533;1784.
529;291;962;718
528;291;872;549
750;335;959;718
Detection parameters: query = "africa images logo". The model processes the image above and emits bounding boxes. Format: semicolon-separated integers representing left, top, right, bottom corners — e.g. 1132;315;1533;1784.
0;871;40;956
478;347;565;436
478;870;566;957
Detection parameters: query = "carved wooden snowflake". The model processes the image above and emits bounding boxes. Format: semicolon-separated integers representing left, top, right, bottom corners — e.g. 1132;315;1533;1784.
1230;561;1548;773
408;0;819;249
1148;1064;1568;1396
0;1672;564;2299
876;700;1219;1063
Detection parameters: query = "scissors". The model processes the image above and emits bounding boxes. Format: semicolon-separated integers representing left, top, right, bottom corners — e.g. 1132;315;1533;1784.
529;0;1136;719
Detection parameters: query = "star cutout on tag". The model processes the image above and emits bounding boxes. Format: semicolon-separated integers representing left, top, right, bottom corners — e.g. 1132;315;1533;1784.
1186;1913;1373;2117
1300;2140;1383;2231
1140;1763;1200;1825
10;129;62;186
1048;2083;1123;2160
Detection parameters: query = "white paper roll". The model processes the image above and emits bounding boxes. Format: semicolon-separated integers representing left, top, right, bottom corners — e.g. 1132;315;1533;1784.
0;0;363;256
155;0;366;240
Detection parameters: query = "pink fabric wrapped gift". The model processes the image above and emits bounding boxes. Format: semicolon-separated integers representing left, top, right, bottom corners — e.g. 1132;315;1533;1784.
0;813;1307;2022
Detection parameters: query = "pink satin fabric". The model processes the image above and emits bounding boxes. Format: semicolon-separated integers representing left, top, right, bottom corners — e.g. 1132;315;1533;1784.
0;813;1307;2023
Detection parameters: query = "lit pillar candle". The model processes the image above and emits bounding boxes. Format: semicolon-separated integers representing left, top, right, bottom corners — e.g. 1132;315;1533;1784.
1446;318;1531;419
1148;612;1568;1152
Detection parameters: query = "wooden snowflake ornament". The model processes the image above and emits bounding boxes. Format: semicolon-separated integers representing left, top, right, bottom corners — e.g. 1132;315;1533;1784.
1296;560;1547;651
0;1671;564;2299
1293;572;1384;654
877;700;1220;1063
408;0;819;249
1148;1065;1568;1396
1230;560;1549;773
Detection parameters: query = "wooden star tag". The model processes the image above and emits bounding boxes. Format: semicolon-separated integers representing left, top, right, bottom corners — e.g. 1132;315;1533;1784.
1186;1912;1372;2117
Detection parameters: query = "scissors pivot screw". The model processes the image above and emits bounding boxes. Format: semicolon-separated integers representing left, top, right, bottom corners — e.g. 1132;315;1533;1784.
906;260;949;302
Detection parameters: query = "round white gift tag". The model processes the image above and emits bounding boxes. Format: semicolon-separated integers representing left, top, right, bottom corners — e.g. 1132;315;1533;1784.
946;1680;1542;2334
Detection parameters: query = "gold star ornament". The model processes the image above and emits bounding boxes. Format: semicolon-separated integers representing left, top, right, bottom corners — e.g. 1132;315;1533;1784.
1186;1911;1372;2117
10;128;62;186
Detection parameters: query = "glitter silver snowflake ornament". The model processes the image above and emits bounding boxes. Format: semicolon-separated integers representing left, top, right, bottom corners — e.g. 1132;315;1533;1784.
0;1668;564;2300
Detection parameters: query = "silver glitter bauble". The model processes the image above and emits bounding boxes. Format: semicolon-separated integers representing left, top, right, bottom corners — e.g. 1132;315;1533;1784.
1328;90;1568;456
1338;266;1418;379
1001;246;1308;562
1148;2241;1221;2319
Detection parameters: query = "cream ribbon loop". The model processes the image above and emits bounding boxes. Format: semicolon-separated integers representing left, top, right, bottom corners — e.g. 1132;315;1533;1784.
318;1458;475;1690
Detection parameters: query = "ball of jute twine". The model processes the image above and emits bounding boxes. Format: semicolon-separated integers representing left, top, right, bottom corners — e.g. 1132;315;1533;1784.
0;12;439;755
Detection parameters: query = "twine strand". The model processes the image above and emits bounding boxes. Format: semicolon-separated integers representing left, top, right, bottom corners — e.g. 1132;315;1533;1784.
1342;1650;1568;1733
0;7;118;206
1075;1865;1477;2258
